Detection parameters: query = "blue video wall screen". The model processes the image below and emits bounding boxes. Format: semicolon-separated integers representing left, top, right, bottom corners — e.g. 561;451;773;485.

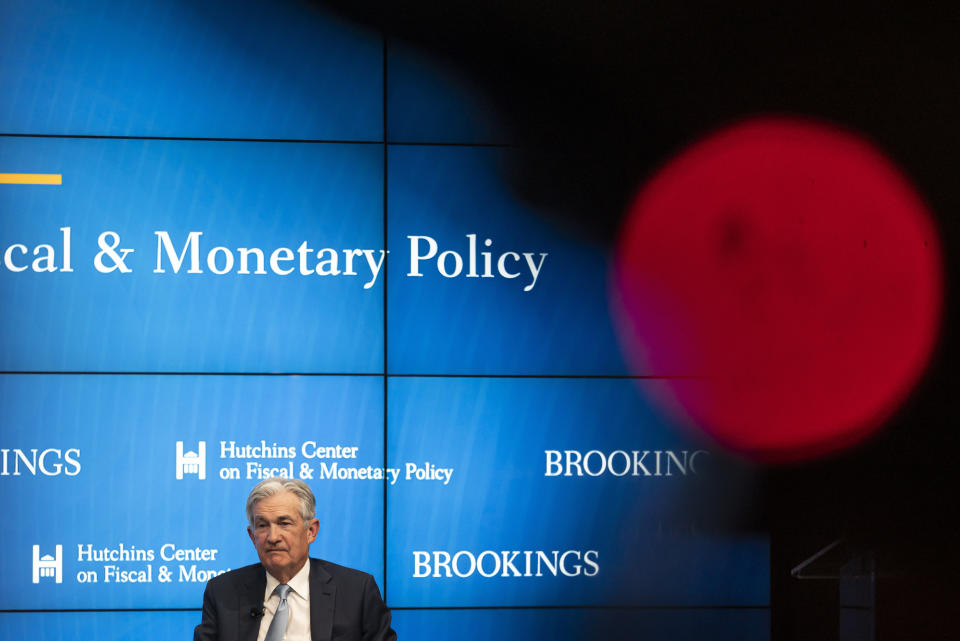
0;141;614;375
1;0;768;638
0;375;384;609
0;374;766;611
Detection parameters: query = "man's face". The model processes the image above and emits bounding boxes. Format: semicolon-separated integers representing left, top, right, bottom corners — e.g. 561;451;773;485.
247;491;319;582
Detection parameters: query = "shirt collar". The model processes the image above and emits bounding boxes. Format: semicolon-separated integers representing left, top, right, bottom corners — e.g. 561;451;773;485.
264;559;311;602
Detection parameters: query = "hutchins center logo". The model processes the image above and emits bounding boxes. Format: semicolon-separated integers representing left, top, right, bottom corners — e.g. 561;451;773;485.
176;441;206;480
413;550;599;578
32;545;63;583
0;448;81;476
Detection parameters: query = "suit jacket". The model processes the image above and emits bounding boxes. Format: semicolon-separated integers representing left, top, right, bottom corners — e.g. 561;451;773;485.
193;558;396;641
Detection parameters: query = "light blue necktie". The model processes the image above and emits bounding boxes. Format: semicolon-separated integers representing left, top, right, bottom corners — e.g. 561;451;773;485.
264;584;292;641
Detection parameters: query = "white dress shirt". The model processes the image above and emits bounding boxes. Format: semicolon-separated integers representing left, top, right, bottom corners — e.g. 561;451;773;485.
256;562;311;641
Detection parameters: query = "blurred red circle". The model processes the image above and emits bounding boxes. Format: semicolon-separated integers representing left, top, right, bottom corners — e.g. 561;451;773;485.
612;117;943;462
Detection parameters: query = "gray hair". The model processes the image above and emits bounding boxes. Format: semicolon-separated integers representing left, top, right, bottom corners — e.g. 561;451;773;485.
245;477;316;527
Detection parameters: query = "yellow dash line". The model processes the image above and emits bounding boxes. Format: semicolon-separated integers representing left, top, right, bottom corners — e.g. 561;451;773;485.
0;173;62;185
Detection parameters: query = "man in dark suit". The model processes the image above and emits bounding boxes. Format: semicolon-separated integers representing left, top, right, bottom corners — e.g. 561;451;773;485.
193;478;396;641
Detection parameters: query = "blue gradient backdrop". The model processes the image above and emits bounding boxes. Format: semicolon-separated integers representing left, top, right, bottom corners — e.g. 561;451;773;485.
0;0;769;638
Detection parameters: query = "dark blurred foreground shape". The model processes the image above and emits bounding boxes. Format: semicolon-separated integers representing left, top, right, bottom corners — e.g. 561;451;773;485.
319;2;959;638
